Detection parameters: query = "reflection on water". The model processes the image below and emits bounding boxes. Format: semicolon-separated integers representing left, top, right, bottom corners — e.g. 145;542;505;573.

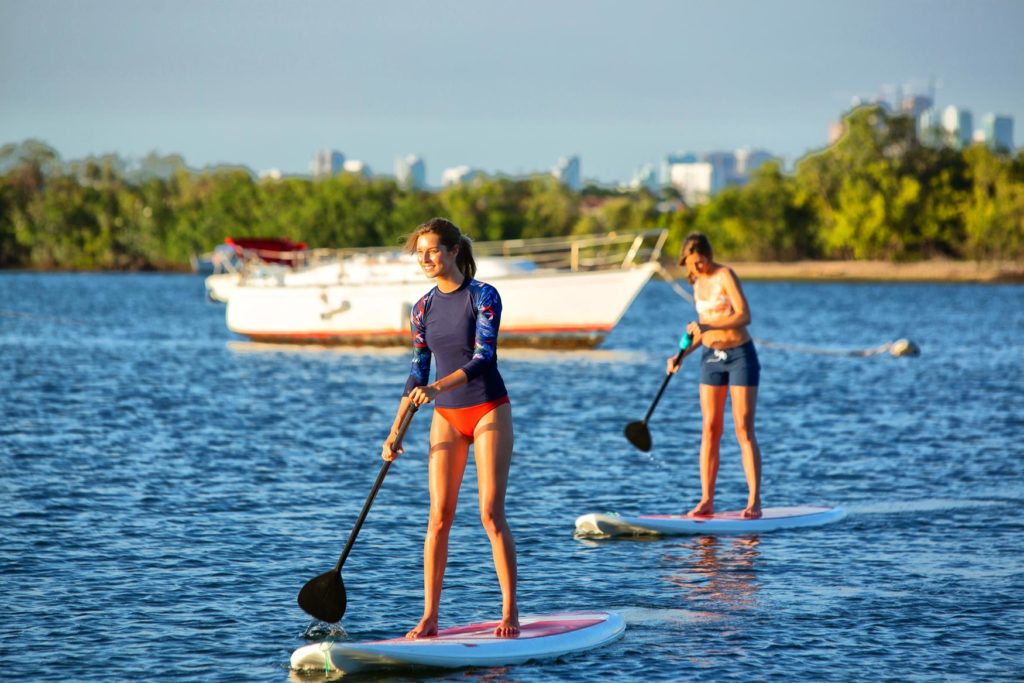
661;536;761;611
287;667;343;683
458;666;515;683
286;658;516;683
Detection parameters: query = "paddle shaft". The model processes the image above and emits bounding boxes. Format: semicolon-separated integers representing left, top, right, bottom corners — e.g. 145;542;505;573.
332;404;418;572
640;347;685;424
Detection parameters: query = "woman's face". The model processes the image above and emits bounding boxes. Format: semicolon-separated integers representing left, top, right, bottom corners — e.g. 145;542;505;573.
683;251;711;279
415;232;457;280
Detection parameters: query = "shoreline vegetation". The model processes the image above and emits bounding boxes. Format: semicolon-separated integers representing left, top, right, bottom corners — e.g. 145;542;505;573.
2;105;1022;274
7;259;1022;283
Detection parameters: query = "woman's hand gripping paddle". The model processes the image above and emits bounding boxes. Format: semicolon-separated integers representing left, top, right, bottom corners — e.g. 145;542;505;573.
297;404;419;623
624;332;692;452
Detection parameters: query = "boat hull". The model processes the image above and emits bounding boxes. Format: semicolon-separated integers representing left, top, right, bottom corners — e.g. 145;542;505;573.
225;265;655;349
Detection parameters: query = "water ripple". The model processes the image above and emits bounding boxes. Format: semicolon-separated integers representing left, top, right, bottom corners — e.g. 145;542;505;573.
1;274;1023;681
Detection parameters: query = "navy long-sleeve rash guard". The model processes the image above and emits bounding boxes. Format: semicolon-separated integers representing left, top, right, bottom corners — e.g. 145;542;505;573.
402;278;508;409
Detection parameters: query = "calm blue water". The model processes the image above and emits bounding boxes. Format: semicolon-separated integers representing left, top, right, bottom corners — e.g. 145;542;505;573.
2;273;1022;681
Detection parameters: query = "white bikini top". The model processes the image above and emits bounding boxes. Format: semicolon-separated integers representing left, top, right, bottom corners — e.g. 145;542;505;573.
693;270;734;321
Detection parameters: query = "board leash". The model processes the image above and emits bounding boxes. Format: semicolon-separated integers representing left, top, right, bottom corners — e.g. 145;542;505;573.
319;640;333;674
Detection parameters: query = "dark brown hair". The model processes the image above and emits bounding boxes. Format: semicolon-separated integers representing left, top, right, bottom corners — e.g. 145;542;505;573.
678;232;714;284
403;217;476;280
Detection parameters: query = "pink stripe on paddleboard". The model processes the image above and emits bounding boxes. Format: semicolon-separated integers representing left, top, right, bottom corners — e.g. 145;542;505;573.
639;506;829;521
374;617;605;643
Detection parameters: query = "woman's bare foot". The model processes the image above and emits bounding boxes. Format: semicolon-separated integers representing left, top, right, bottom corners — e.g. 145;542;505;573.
494;609;520;638
406;615;438;639
741;504;762;519
688;499;714;517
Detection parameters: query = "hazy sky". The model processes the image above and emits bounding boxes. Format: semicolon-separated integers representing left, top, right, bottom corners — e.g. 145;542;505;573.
2;0;1022;184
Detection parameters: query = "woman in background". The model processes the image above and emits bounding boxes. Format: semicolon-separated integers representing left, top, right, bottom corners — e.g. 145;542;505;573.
668;232;762;519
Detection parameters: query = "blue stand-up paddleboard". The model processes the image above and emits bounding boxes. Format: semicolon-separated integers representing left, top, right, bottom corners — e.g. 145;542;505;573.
575;505;845;536
290;611;625;675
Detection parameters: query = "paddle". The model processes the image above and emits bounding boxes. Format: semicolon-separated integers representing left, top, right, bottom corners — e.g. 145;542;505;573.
297;403;419;623
624;332;693;452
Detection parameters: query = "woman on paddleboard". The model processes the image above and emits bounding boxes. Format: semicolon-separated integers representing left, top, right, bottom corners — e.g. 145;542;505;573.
382;217;519;639
667;232;762;519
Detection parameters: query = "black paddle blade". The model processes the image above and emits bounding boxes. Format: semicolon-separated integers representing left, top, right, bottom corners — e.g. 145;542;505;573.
297;569;346;623
624;421;652;452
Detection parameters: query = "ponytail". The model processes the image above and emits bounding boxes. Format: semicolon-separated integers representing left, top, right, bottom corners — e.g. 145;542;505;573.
456;234;476;280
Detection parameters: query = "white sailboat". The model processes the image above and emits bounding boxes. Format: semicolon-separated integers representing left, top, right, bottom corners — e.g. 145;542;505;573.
219;230;667;349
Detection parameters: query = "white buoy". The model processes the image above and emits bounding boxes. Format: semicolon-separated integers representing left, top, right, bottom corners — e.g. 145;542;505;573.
889;339;920;357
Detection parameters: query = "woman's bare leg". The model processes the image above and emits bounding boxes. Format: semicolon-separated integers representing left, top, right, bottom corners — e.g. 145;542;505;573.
407;413;470;639
689;384;727;517
473;403;519;637
730;385;762;519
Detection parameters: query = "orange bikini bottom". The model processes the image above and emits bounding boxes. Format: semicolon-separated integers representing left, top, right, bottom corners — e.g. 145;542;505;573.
434;395;510;439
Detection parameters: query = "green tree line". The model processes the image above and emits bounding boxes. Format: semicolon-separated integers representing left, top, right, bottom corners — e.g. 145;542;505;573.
2;105;1022;270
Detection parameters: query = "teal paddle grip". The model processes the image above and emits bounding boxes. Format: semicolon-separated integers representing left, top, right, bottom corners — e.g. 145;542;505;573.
679;333;693;350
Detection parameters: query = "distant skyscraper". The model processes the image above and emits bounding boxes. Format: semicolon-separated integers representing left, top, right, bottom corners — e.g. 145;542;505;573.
828;121;845;146
731;149;775;185
663;148;776;199
662;152;697;186
396;154;426;190
441;165;478;187
343;159;371;178
941;106;973;149
668;162;714;205
980;114;1014;152
311;149;344;178
735;149;773;176
900;95;933;119
917;109;943;147
552;155;581;191
703;152;736;194
629;164;658;193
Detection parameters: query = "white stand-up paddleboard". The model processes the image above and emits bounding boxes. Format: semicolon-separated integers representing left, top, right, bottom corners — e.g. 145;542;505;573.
290;611;625;675
575;505;846;537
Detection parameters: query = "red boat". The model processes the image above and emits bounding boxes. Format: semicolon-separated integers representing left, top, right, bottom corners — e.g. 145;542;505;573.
224;237;308;266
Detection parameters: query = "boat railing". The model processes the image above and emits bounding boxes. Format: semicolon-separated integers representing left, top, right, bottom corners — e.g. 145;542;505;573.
474;229;667;272
303;229;667;273
239;247;311;269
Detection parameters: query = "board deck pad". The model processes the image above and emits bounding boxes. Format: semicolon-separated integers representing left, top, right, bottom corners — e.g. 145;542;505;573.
575;505;846;537
290;610;625;675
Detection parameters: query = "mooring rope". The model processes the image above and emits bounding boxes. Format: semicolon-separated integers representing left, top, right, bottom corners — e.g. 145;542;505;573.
754;337;920;357
654;266;920;357
655;264;695;304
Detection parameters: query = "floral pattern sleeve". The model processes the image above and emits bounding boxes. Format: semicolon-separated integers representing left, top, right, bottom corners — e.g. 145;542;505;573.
461;282;501;381
402;293;432;396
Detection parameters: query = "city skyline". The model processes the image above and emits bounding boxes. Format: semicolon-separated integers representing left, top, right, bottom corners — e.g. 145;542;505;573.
2;0;1022;185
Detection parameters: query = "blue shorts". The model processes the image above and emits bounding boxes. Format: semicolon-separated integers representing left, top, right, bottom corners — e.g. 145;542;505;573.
700;340;760;387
